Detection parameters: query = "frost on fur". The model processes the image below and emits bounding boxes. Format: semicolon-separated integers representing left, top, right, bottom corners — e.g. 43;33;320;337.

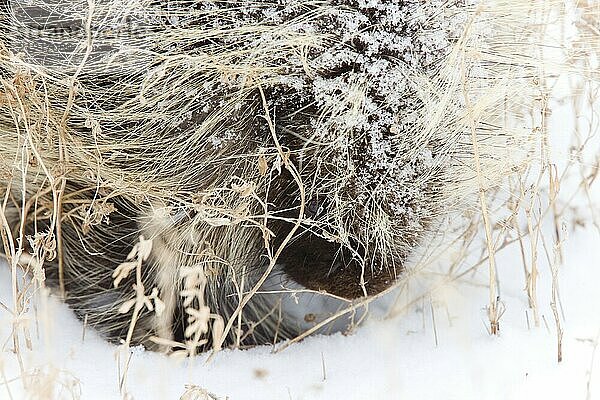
0;0;545;353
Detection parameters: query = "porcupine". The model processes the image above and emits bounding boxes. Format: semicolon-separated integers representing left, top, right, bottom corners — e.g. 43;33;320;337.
0;0;538;352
